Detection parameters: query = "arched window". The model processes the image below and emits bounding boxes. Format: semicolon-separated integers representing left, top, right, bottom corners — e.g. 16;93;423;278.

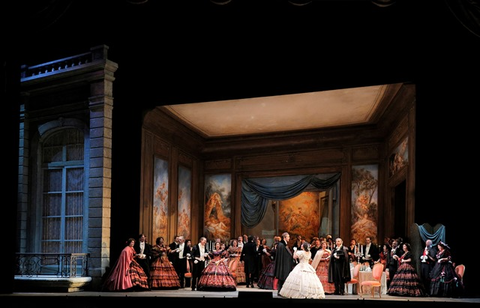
40;128;85;254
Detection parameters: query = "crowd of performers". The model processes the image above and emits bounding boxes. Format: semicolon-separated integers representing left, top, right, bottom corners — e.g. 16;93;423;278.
102;233;465;299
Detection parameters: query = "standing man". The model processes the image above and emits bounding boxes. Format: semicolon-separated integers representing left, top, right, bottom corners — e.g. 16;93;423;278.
254;237;263;283
386;238;403;287
328;237;351;295
361;236;379;268
274;232;295;294
134;233;152;280
241;235;257;288
190;236;210;291
175;235;190;288
419;239;437;294
168;235;180;264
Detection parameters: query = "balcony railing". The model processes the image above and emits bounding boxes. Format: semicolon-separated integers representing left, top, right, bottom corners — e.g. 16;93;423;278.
15;253;89;278
20;45;108;81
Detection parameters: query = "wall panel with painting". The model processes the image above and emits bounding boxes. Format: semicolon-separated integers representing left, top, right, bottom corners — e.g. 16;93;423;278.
351;164;379;246
245;187;338;246
203;174;232;243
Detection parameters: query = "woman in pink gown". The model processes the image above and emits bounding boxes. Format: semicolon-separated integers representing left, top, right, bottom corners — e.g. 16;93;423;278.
103;238;150;291
227;238;245;284
197;241;236;291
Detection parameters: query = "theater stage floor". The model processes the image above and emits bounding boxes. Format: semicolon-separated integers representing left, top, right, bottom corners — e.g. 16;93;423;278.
2;285;479;307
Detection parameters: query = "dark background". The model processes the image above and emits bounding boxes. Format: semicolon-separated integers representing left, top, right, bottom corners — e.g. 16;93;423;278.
3;0;479;296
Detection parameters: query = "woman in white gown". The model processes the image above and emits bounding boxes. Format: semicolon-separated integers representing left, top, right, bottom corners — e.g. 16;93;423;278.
279;241;326;299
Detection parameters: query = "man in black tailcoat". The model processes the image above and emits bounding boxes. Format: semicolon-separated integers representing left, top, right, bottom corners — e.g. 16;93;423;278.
328;237;351;295
419;239;438;294
241;235;257;288
274;232;295;293
190;236;210;291
134;233;152;280
386;238;403;287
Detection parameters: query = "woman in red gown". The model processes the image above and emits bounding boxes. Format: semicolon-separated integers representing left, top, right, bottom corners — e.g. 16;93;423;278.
103;238;150;291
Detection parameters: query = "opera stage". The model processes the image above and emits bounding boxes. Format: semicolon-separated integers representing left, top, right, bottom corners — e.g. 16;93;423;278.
2;285;478;308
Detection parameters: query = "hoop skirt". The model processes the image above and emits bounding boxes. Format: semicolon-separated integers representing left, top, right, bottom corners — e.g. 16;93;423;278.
311;249;336;294
198;249;237;291
227;246;245;285
430;259;464;297
258;259;277;289
103;246;149;291
387;253;426;297
150;253;181;289
278;250;325;299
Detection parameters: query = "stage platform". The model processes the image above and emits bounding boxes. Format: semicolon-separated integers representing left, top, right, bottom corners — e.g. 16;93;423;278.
2;285;479;308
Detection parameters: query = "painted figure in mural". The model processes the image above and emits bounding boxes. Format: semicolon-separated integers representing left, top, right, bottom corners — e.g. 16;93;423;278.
394;138;408;171
278;193;320;241
178;208;190;238
389;138;408;176
204;192;230;240
351;193;377;245
154;181;168;239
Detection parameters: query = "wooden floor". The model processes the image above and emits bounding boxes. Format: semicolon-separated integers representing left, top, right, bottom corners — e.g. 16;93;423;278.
2;285;479;308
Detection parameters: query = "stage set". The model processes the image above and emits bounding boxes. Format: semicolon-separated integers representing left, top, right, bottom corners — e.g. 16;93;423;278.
2;285;479;308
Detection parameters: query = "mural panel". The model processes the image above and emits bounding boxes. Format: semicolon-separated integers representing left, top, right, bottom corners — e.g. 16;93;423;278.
351;164;378;244
278;192;321;243
389;137;409;177
153;157;169;241
204;174;231;242
177;165;191;239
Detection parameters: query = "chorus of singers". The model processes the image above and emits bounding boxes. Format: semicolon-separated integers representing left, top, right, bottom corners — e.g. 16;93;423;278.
102;233;464;298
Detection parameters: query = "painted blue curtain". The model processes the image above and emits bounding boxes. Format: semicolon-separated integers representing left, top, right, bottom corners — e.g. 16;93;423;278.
416;223;446;245
241;173;341;228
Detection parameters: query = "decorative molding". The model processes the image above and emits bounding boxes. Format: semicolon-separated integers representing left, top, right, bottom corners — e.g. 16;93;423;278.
236;148;346;172
204;159;232;171
154;136;171;157
351;145;380;162
178;150;193;166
